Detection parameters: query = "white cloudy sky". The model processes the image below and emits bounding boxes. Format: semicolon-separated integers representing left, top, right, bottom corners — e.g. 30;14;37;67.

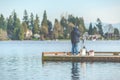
0;0;120;24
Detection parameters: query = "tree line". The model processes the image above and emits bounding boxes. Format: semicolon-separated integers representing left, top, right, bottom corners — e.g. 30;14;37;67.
0;10;119;40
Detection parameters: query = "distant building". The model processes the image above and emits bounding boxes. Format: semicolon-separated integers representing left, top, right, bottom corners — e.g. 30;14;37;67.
25;29;33;39
33;34;40;39
88;34;101;40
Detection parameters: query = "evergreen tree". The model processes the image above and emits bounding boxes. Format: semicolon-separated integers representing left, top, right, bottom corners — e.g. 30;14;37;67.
47;20;53;39
67;15;76;38
107;24;114;34
67;22;74;39
0;14;7;30
53;19;63;39
13;11;21;40
78;17;86;34
88;23;93;35
0;14;7;40
41;10;48;39
75;17;80;26
47;20;52;37
60;16;67;27
22;22;28;36
60;16;68;38
47;20;52;33
7;15;14;39
68;15;76;25
29;13;34;30
78;24;84;35
23;10;29;28
33;14;39;34
114;28;119;35
92;26;98;34
40;26;48;39
41;10;48;27
68;15;86;35
96;18;103;36
18;25;24;40
13;18;21;40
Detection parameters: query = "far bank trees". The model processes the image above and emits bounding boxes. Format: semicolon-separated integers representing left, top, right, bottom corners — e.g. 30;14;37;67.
0;10;119;40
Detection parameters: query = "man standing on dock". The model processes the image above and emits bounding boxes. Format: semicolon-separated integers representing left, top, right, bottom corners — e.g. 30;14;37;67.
70;24;80;55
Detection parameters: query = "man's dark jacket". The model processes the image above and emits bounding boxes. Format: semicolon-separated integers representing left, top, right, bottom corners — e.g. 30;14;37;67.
71;27;80;44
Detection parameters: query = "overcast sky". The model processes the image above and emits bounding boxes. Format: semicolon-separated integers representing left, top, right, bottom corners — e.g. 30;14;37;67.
0;0;120;24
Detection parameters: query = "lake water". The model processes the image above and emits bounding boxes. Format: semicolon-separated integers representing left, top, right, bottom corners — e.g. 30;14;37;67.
0;40;120;80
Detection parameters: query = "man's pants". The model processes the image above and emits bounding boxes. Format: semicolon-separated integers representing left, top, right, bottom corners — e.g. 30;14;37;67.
72;43;79;55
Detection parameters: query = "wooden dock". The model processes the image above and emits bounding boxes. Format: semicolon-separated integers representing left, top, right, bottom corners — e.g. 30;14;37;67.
42;52;120;62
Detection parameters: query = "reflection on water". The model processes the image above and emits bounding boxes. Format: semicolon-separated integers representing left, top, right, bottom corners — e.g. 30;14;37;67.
71;62;87;80
71;62;80;80
80;62;86;79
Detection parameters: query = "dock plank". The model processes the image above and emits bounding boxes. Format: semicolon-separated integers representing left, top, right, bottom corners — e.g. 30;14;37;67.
42;52;120;62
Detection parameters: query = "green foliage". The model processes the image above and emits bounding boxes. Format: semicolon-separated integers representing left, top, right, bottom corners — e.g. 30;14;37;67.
78;24;84;34
92;26;98;34
114;28;119;39
7;11;21;40
18;26;24;40
47;20;53;39
68;15;86;35
60;16;68;39
11;11;22;40
78;17;86;34
53;19;63;39
29;13;34;30
41;10;48;27
68;15;76;25
13;18;21;40
0;14;7;30
88;23;93;35
40;26;48;35
33;14;39;34
96;18;103;36
60;17;67;27
23;10;29;26
41;10;49;39
7;15;14;39
47;20;52;33
114;28;119;35
1;10;119;40
22;22;28;34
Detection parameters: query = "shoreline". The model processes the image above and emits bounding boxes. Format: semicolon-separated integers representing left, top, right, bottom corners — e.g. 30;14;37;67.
0;39;120;42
